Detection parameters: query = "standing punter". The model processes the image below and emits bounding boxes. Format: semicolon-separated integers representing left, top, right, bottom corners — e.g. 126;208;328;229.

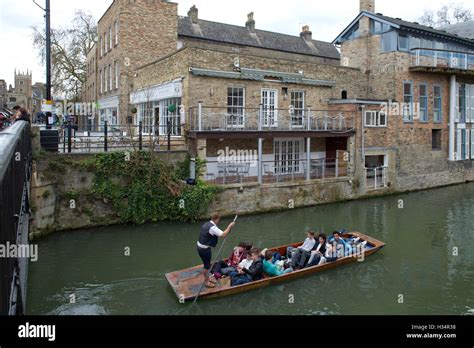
197;213;235;288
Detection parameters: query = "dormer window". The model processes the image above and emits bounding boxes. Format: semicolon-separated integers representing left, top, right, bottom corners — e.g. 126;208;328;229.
370;19;390;34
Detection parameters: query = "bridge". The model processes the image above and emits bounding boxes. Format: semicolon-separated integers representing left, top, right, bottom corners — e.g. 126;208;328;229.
0;121;31;315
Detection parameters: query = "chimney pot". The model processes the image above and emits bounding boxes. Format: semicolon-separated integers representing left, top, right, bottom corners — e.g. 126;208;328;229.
246;12;256;32
300;25;312;41
188;5;198;24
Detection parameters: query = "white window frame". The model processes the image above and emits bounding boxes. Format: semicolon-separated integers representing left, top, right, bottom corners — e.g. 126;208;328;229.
433;85;442;123
115;20;119;45
290;91;305;128
100;36;103;57
274;138;304;174
403;81;414;122
100;69;103;94
226;87;245;128
471;129;474;159
115;61;119;89
261;89;278;127
109;27;113;51
109;64;113;91
104;67;107;92
365;110;387;127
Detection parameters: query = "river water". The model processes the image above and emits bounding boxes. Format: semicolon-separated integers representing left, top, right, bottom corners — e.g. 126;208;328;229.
27;184;474;315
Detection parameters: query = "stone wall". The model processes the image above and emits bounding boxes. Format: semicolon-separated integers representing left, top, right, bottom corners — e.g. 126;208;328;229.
30;151;188;239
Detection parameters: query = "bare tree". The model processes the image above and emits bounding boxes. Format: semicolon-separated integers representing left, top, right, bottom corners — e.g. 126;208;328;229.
32;10;97;99
418;2;472;27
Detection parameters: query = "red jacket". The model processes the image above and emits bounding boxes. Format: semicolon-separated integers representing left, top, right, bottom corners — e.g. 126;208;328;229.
227;248;247;267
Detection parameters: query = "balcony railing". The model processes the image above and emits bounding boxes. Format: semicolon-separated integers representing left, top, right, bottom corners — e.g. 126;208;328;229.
189;106;355;133
410;48;474;72
204;158;348;185
365;166;388;190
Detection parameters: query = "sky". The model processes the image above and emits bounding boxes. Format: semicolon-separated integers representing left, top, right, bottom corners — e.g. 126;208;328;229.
0;0;472;87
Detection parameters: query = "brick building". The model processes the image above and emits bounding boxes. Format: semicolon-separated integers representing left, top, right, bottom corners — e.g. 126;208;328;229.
84;0;474;198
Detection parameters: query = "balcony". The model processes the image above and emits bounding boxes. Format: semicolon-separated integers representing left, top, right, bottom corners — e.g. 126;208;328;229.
188;106;356;138
410;48;474;76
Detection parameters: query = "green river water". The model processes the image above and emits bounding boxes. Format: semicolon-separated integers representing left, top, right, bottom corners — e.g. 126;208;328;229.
27;183;474;315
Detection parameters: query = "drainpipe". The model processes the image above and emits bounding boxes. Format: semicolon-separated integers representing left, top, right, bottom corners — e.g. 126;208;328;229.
449;75;456;161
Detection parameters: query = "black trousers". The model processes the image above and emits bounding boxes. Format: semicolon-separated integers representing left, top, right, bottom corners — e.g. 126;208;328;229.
197;246;212;270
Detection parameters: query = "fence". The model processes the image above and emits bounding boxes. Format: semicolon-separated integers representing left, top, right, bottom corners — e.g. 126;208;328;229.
39;122;180;154
411;48;474;71
365;167;388;190
204;158;348;185
189;106;356;133
0;121;31;315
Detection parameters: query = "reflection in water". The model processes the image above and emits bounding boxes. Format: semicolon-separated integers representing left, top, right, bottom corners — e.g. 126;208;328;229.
27;184;474;315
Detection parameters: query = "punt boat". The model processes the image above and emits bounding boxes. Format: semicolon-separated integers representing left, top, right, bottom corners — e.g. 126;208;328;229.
165;231;386;302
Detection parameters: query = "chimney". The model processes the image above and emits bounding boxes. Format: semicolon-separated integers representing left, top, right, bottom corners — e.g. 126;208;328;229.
360;0;375;13
300;25;312;41
188;5;198;24
246;12;256;32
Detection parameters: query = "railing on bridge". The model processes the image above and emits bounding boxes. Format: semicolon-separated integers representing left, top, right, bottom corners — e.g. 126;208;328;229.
189;106;356;133
410;48;474;72
0;121;31;315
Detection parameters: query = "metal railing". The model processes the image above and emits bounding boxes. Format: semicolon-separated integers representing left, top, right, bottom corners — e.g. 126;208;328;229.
365;166;388;190
0;121;31;315
39;122;183;154
410;48;474;71
189;105;356;133
204;158;348;185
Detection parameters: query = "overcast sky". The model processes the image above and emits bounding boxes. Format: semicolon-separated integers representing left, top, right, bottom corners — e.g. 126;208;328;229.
0;0;471;87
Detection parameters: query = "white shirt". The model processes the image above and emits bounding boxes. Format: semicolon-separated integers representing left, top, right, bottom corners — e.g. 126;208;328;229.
299;238;316;252
197;221;224;249
238;259;253;270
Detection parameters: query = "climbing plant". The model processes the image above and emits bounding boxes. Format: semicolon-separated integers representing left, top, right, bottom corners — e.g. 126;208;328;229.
91;151;218;224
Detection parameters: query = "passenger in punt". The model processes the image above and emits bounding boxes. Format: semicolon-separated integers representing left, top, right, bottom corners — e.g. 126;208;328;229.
230;248;264;286
286;230;317;270
306;233;328;268
211;242;252;279
317;242;338;265
263;250;293;276
328;231;352;257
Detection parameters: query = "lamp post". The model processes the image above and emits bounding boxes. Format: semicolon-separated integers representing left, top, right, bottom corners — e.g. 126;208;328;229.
33;0;52;129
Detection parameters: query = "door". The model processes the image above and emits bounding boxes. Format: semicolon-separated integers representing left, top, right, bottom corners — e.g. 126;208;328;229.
274;139;303;174
261;89;278;127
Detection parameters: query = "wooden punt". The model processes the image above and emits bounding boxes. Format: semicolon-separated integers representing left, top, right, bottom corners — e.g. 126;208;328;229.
165;231;385;302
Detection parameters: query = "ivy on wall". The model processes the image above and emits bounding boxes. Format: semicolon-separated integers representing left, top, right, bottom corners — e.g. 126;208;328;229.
91;151;219;224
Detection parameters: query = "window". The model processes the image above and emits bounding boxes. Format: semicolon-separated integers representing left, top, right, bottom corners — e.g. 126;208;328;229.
104;67;108;92
342;22;359;41
471;129;474;159
365;110;387;127
114;21;119;45
100;36;103;57
115;61;119;89
456;129;470;160
403;82;414;122
382;31;397;52
432;129;442;150
371;20;390;34
458;83;466;123
103;33;107;55
109;27;113;50
419;84;428;122
109;64;113;91
468;85;474;123
290;91;305;127
100;70;103;94
341;90;348;99
433;86;442;123
274;139;303;174
227;87;245;127
159;98;182;136
399;35;409;51
261;89;278;127
409;36;421;50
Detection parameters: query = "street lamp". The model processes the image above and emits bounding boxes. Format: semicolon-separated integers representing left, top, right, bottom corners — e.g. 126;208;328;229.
33;0;52;130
